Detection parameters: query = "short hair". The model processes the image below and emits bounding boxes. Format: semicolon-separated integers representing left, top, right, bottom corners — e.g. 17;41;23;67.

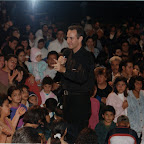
15;49;25;57
19;84;29;91
113;76;128;97
0;93;8;107
75;128;98;144
94;67;107;78
109;56;122;64
38;38;45;44
42;76;54;87
119;59;133;72
20;36;29;43
7;86;21;97
12;127;41;143
45;98;57;112
129;76;143;90
8;36;19;43
47;51;59;59
51;119;67;144
68;25;84;38
23;105;44;124
85;36;94;43
4;54;17;62
102;105;116;115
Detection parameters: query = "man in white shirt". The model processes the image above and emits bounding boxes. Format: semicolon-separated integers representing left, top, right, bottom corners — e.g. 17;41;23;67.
47;29;68;54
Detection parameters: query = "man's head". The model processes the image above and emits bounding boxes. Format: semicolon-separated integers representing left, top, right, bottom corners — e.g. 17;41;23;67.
109;56;122;75
42;24;48;32
56;29;65;41
117;115;130;127
85;36;94;48
4;54;17;71
8;36;18;50
67;25;84;53
120;60;133;76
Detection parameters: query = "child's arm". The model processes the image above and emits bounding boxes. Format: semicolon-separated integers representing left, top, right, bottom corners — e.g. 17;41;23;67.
11;107;26;130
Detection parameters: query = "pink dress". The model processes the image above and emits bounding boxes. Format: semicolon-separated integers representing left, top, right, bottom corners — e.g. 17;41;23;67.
88;97;100;130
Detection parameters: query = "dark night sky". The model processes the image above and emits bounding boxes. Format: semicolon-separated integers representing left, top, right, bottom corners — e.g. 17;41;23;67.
6;1;144;26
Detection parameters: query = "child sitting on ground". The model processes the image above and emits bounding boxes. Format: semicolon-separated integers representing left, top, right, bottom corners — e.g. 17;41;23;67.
27;47;47;86
105;115;138;144
28;92;38;107
40;76;58;107
95;105;116;144
8;86;27;129
20;85;29;108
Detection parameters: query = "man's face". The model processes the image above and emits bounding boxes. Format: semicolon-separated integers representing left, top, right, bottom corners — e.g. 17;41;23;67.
125;62;133;76
9;40;18;50
67;30;82;52
47;54;57;68
42;25;48;32
86;38;94;48
111;60;120;74
121;42;129;52
6;57;17;71
21;40;28;49
57;31;64;41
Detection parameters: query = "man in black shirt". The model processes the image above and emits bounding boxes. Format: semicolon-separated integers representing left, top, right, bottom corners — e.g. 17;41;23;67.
53;25;95;140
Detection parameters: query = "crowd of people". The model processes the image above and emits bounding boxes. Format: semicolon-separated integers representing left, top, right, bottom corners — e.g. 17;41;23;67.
0;2;144;144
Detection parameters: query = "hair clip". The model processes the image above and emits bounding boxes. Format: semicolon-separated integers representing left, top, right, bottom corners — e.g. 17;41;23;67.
54;133;61;139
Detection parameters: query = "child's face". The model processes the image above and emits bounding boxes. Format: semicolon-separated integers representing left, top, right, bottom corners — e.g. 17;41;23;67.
9;90;21;104
36;54;42;62
116;81;126;94
29;96;38;105
0;99;10;117
111;60;120;74
134;80;142;92
21;87;29;101
43;84;52;93
102;111;114;124
115;49;122;56
96;74;107;84
38;42;44;49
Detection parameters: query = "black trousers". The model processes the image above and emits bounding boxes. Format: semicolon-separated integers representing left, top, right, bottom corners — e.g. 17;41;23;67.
63;92;91;143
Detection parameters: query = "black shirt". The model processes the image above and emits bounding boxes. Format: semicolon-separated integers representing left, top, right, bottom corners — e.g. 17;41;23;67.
62;47;95;93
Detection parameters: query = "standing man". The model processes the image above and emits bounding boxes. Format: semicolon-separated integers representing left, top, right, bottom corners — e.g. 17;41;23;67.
53;25;95;140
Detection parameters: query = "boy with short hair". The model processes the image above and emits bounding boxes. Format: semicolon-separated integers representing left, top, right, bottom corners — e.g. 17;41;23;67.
105;115;138;144
95;105;116;144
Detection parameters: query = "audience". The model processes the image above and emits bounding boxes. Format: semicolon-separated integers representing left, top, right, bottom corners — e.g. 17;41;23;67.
0;6;144;143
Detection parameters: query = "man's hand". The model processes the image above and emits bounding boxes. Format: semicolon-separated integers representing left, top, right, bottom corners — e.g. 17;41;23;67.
53;59;66;73
58;56;67;65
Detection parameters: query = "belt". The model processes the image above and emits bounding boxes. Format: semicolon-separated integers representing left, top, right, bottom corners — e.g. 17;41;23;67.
64;90;89;95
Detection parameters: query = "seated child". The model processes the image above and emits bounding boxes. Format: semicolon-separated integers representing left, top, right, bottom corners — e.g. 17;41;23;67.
95;105;116;144
8;86;27;129
47;119;68;144
27;47;47;86
20;85;29;108
0;93;26;143
28;92;38;107
105;115;138;144
45;98;62;125
40;76;58;107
